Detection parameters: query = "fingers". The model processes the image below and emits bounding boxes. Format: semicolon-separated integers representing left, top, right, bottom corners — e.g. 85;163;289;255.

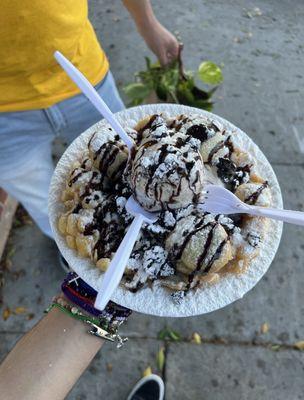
159;42;179;66
141;20;180;66
159;51;170;66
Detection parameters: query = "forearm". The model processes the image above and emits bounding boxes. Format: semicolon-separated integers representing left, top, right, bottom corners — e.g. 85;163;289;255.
0;307;103;400
122;0;179;65
122;0;156;29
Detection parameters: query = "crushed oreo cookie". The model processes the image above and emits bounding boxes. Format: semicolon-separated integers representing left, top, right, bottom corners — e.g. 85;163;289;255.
216;158;250;190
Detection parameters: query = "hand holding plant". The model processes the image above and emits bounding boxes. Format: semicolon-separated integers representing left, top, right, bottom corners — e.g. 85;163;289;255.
124;45;223;111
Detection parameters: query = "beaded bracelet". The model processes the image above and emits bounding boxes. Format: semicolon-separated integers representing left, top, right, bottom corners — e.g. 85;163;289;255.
45;296;128;348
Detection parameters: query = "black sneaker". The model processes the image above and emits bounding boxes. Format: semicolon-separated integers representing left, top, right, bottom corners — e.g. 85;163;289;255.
58;251;71;273
127;374;164;400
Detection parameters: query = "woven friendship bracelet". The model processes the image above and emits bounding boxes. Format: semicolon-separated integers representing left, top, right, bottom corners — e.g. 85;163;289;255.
61;272;132;325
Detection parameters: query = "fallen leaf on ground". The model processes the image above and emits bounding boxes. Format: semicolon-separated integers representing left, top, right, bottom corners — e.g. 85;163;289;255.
260;322;269;334
106;363;113;372
270;344;281;351
157;328;168;340
167;329;181;341
143;366;152;377
191;332;202;344
14;306;27;314
156;347;165;373
3;307;11;321
294;341;304;351
243;7;262;18
157;327;181;341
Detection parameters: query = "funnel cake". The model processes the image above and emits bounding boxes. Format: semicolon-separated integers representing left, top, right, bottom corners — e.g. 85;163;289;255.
57;113;272;300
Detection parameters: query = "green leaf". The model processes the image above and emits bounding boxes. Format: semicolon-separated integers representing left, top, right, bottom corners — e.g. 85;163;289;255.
168;329;181;341
155;84;168;101
145;56;152;70
124;51;222;109
123;83;151;100
127;98;144;107
160;68;179;92
157;328;169;340
198;61;223;85
191;85;212;100
176;80;195;104
150;60;161;69
156;347;165;372
188;98;209;110
191;99;214;111
157;327;181;341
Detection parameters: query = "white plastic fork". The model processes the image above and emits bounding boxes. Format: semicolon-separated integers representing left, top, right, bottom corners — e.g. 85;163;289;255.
200;184;304;226
54;51;134;151
94;196;159;311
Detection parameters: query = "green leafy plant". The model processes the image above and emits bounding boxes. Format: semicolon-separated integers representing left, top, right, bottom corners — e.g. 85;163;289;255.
124;46;223;111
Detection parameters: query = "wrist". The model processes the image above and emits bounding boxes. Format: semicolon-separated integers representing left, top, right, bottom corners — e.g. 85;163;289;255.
45;272;132;347
61;272;132;322
49;301;104;348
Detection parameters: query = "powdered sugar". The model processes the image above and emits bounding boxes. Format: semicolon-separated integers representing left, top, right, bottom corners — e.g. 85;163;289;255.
146;223;167;235
130;124;205;212
78;209;95;228
163;211;176;227
116;196;127;213
49;104;283;317
88;128;116;152
143;246;170;276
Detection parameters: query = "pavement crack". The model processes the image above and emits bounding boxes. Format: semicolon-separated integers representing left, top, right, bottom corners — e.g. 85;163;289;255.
1;332;302;352
271;162;304;167
163;341;169;386
120;334;302;352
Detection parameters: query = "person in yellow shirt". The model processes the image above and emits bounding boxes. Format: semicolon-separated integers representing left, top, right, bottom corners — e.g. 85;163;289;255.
0;0;179;239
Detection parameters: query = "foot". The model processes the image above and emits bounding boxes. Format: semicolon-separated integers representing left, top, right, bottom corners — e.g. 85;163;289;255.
57;251;71;273
127;374;164;400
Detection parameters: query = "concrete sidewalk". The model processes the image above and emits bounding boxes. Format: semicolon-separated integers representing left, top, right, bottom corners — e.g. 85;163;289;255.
1;1;304;399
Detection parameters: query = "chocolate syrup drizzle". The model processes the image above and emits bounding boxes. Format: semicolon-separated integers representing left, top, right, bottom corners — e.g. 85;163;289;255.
207;135;233;164
136;114;158;143
244;182;268;205
68;171;83;186
66;114;254;296
132;120;204;210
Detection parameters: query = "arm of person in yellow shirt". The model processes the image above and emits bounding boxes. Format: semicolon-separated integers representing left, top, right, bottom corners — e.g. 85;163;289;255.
122;0;180;66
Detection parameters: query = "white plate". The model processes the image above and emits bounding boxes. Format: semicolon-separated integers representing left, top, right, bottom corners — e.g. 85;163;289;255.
48;104;283;317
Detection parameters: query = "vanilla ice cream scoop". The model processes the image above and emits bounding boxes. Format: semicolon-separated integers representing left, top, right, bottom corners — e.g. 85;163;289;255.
130;116;205;211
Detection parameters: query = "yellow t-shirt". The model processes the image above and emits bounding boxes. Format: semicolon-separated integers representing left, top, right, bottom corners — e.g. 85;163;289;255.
0;0;109;112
